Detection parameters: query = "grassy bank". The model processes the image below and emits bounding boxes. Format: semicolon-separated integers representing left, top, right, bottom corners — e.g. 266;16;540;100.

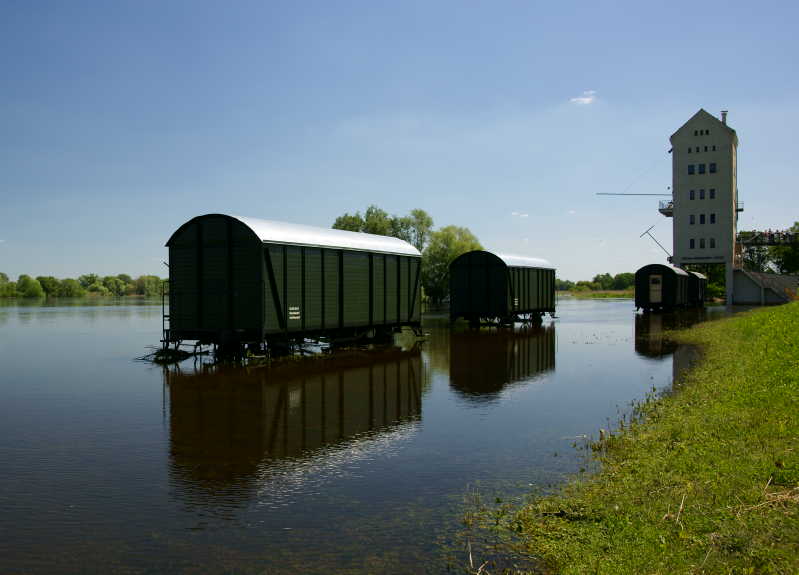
489;303;799;574
560;289;634;299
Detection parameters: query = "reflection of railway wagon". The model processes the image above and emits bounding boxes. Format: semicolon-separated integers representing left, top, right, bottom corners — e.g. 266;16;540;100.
634;307;710;358
167;348;422;491
166;214;421;347
449;325;555;401
634;264;690;312
449;250;555;325
686;271;707;306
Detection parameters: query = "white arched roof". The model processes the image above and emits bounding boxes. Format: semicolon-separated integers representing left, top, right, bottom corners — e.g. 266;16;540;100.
169;214;421;257
494;253;555;270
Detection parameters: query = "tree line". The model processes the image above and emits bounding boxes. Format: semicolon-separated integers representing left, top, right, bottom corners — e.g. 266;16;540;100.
0;273;165;298
555;273;635;292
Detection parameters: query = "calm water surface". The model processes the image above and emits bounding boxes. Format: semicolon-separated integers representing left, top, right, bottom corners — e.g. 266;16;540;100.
0;298;724;573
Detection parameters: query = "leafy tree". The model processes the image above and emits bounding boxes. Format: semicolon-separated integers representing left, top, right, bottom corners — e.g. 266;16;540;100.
591;273;614;290
555;278;575;291
332;206;434;251
407;209;434;251
332;212;365;232
78;274;100;289
576;280;599;291
16;275;45;298
742;245;773;273
87;282;111;296
0;272;8;284
58;279;86;297
612;273;635;290
422;226;482;304
769;222;799;274
361;205;392;236
134;275;163;297
0;281;16;297
389;216;413;245
116;274;133;284
102;276;128;297
36;276;62;296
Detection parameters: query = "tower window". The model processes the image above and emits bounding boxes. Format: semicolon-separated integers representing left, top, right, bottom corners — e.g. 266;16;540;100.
710;238;716;248
709;188;716;199
700;189;705;199
689;189;695;200
698;163;706;174
710;213;716;224
688;147;691;153
700;214;706;224
700;238;706;249
690;214;696;225
704;146;708;152
696;147;700;152
694;130;699;136
709;163;717;173
690;239;695;249
712;145;716;151
688;165;695;175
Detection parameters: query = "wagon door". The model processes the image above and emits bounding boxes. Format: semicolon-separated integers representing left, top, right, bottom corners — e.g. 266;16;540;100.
649;275;663;304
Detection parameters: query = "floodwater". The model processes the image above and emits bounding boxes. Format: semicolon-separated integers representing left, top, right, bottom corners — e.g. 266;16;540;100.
0;298;727;574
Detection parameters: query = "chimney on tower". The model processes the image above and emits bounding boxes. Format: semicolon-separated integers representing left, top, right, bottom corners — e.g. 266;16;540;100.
721;110;728;125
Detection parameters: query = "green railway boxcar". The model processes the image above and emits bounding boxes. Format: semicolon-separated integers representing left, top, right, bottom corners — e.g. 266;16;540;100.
634;264;690;312
449;250;556;325
166;214;422;346
686;270;707;307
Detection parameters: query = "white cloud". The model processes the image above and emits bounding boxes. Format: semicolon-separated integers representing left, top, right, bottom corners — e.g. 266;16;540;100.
570;90;596;105
511;211;529;218
568;210;576;215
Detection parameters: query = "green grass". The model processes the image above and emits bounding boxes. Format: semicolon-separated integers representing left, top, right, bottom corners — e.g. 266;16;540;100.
484;302;799;574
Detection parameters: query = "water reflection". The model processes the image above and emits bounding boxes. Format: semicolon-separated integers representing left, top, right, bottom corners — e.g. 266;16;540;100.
633;308;714;358
634;310;710;383
449;324;555;401
166;348;423;508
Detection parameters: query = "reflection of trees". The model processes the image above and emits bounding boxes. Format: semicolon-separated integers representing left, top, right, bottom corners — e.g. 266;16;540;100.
166;348;423;505
423;315;453;376
448;324;556;402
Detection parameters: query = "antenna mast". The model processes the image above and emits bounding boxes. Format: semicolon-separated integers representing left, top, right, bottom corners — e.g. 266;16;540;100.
640;225;672;259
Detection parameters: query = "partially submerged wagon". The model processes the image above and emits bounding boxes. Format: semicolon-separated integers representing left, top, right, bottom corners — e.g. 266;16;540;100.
686;271;707;307
634;264;690;312
449;250;555;325
166;214;421;348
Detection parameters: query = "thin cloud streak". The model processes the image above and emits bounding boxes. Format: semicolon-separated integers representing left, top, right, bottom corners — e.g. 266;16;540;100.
570;90;596;105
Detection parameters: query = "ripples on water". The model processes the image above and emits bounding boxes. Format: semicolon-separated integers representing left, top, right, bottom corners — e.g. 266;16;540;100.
0;298;731;573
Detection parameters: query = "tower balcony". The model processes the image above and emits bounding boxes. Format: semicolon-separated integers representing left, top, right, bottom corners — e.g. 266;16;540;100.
658;199;674;217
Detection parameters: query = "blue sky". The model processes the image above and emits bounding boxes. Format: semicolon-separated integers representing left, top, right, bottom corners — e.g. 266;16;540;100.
2;0;798;281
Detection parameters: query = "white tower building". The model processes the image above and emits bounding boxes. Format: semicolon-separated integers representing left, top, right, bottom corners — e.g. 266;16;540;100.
660;109;741;302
